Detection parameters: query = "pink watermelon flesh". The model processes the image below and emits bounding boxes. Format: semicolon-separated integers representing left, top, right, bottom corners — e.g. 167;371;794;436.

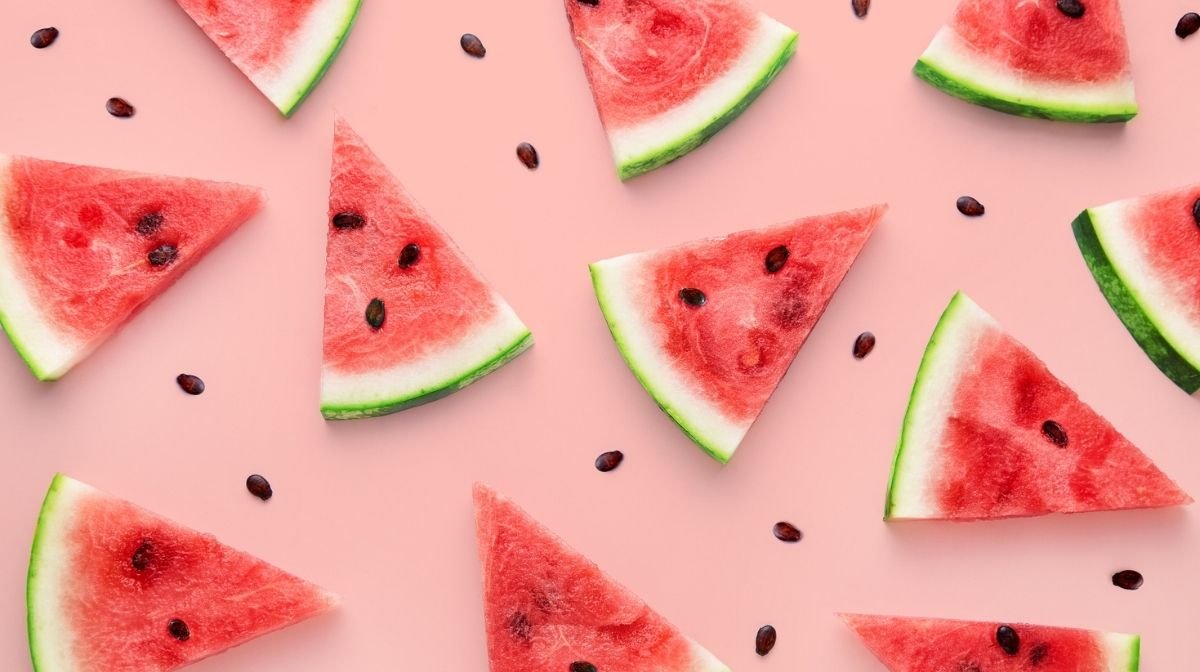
0;155;262;379
1123;189;1200;322
176;0;316;73
473;484;726;672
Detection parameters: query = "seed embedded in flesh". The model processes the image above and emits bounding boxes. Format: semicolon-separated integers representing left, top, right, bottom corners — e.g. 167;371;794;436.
136;212;164;236
147;244;178;267
1112;569;1144;590
460;33;486;58
853;332;876;359
1029;643;1049;665
332;211;365;230
176;374;205;395
577;0;599;5
852;0;871;18
398;243;421;268
30;27;59;49
755;625;777;656
1178;13;1200;38
1056;0;1085;18
595;450;624;472
167;619;190;641
365;298;386;330
1191;198;1200;225
131;541;153;571
516;142;540;170
764;245;789;273
773;521;802;543
957;196;986;217
508;612;532;641
246;474;273;501
996;625;1020;655
1041;420;1068;447
679;288;707;307
569;663;597;672
106;97;135;118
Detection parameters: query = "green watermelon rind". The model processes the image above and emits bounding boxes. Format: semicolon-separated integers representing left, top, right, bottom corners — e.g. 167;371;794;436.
272;0;363;117
0;309;54;381
1072;208;1200;394
27;473;71;671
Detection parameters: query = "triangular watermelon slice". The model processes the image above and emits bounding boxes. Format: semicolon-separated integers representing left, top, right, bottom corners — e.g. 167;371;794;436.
27;474;337;671
915;0;1137;122
0;154;263;380
1073;184;1200;393
473;484;729;672
321;120;532;419
174;0;361;117
887;292;1191;520
842;614;1141;671
589;205;884;462
563;0;798;179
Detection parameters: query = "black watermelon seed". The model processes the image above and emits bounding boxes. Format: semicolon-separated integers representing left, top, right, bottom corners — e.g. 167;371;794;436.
1041;420;1068;447
679;288;707;307
30;27;59;49
755;625;777;656
852;0;871;18
508;612;532;641
136;212;164;236
167;619;190;641
131;541;153;571
1029;643;1049;665
957;196;986;217
569;663;597;672
176;374;205;395
516;143;540;170
853;332;877;359
1112;569;1144;590
595;450;624;472
577;0;599;5
365;298;386;330
773;521;802;543
106;97;135;118
1178;13;1200;38
398;243;421;268
147;244;178;267
765;245;789;273
996;625;1020;655
332;211;365;230
460;33;486;58
246;474;273;501
1056;0;1085;18
1191;198;1200;226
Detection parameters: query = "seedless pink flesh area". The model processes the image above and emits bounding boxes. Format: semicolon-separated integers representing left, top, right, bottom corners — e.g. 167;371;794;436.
1127;188;1200;323
174;0;318;76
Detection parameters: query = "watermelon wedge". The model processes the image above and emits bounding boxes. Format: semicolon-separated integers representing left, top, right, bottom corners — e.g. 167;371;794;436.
0;154;262;380
563;0;798;180
842;614;1141;672
915;0;1137;122
174;0;361;117
27;474;337;671
589;205;884;462
321;119;532;419
1073;184;1200;393
473;484;730;672
886;292;1191;520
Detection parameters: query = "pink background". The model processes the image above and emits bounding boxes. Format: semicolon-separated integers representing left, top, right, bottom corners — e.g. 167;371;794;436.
1;0;1199;669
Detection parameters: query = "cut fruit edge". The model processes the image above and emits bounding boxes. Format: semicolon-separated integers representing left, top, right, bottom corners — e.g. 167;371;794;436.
608;13;798;180
1073;205;1200;394
254;0;362;116
915;27;1137;123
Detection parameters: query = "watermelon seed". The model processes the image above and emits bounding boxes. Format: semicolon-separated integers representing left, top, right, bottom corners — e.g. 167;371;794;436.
1029;643;1048;665
398;243;421;268
1112;569;1144;590
460;33;486;58
106;97;135;118
595;450;624;472
852;0;871;18
516;143;540;170
956;196;985;217
576;0;599;6
130;541;153;571
765;245;789;273
1056;0;1085;18
1190;198;1200;225
167;619;190;641
853;332;876;359
569;663;597;672
30;27;59;49
508;611;532;642
136;212;164;236
332;211;365;230
1178;13;1200;38
996;625;1020;655
773;521;802;543
365;298;386;330
176;374;205;395
755;624;777;656
147;244;178;267
246;474;273;501
679;288;707;307
1041;420;1068;447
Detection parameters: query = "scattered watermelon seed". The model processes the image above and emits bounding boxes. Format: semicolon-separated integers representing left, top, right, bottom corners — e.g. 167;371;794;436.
957;196;985;217
755;625;777;656
679;288;707;307
773;521;802;543
595;450;624;472
852;0;871;18
853;332;876;359
147;244;178;267
365;298;386;330
569;663;597;672
996;625;1020;655
246;474;273;501
176;374;205;395
30;27;59;49
764;245;789;273
167;619;190;641
508;611;532;641
106;97;135;118
398;243;421;268
1191;198;1200;225
1056;0;1085;18
1112;569;1144;590
1029;643;1048;664
1041;420;1068;447
460;33;486;58
136;212;164;236
577;0;599;5
131;541;153;571
332;211;365;230
516;143;540;170
1178;13;1200;38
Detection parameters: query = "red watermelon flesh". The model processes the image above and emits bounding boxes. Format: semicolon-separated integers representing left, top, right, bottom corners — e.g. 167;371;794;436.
1114;189;1200;323
27;475;337;671
473;484;730;672
0;154;262;380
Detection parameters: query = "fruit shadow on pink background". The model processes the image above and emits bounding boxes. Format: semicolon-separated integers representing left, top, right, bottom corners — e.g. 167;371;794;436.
1;0;1198;669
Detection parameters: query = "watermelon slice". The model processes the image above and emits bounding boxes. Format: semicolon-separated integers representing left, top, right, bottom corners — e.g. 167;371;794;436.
174;0;361;117
915;0;1137;122
886;292;1191;520
27;474;337;671
563;0;798;180
473;484;730;672
0;154;262;380
589;205;884;462
842;614;1140;671
321;119;532;419
1073;184;1200;393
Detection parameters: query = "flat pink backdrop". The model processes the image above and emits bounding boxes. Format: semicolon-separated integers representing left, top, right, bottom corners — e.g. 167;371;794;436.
1;0;1199;669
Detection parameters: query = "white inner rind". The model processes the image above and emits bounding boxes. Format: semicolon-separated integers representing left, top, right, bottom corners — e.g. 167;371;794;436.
591;255;746;461
320;299;530;412
28;475;90;671
687;640;732;672
607;13;796;169
889;294;995;519
1100;632;1140;672
252;0;360;113
1089;201;1200;371
919;26;1137;111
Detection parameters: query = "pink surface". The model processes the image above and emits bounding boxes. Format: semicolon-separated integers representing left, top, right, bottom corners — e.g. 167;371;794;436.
0;1;1198;671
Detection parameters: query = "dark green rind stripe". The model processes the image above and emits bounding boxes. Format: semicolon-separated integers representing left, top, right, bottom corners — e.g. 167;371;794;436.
0;307;55;381
913;59;1137;124
279;0;363;118
617;32;799;181
1072;210;1200;393
27;473;66;671
320;331;533;420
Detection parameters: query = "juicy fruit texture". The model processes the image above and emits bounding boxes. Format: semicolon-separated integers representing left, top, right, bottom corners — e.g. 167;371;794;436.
27;475;336;671
0;154;262;380
174;0;362;116
563;0;798;179
321;120;532;419
1073;184;1200;393
590;205;884;462
842;614;1141;672
473;484;730;672
915;0;1137;122
887;293;1191;520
